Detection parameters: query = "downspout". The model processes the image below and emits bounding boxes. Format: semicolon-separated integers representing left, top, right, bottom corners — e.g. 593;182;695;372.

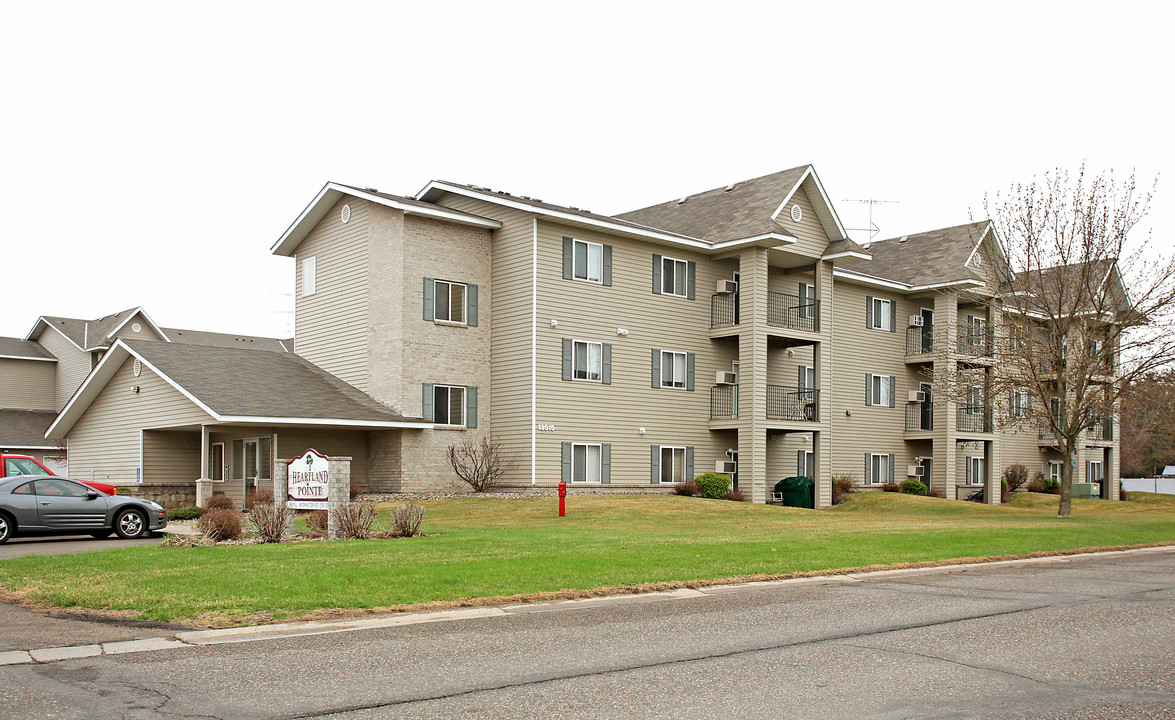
531;218;538;485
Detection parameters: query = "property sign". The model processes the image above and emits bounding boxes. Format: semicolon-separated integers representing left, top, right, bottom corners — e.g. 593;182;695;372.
287;449;329;510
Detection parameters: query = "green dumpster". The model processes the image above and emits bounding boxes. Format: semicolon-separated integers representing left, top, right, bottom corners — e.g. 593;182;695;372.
774;476;814;509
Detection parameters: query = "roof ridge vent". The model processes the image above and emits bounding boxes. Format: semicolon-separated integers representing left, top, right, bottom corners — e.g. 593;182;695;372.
677;197;688;205
899;235;909;243
725;183;736;192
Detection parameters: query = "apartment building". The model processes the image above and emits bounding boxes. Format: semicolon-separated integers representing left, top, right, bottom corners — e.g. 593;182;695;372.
39;165;1121;506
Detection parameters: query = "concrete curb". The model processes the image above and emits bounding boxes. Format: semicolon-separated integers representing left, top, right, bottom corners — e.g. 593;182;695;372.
2;545;1170;666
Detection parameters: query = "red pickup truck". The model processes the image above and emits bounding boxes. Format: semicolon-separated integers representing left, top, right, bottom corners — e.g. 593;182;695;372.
0;455;118;495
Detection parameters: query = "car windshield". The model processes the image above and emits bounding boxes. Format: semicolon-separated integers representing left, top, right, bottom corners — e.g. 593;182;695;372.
4;458;50;476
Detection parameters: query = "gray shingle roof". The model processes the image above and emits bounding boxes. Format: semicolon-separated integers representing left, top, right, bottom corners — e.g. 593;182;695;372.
614;166;811;244
161;327;289;352
122;339;422;423
34;309;288;353
0;409;57;447
848;222;989;286
0;337;55;360
333;183;500;226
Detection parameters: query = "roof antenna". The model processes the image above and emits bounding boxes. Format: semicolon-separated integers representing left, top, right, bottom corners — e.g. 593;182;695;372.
842;198;900;244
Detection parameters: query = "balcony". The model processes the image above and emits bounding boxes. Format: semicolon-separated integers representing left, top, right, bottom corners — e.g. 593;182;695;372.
956;405;992;434
905;326;937;357
767;386;819;422
957;329;993;358
710;384;739;420
905;403;933;432
1038;426;1059;447
709;292;820;333
1088;417;1113;442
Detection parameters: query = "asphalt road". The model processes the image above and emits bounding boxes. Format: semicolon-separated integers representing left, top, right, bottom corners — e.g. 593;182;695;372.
0;534;160;560
0;549;1172;719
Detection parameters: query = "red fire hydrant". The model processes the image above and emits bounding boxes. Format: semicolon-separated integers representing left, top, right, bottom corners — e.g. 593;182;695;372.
558;480;567;517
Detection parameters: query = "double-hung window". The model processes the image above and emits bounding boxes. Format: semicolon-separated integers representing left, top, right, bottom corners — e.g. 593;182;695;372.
966;456;985;486
433;384;466;426
865;453;891;485
434;280;467;323
659;446;687;484
865;372;894;407
1087;460;1104;485
661;256;689;297
572;443;602;483
573;341;603;382
573;239;604;283
1011;390;1030;419
661;350;687;389
1048;461;1062;483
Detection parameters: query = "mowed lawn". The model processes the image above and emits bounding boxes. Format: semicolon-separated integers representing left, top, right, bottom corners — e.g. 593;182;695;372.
1;492;1173;627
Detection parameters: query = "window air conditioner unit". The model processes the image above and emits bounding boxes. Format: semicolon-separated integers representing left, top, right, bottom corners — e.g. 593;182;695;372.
909;315;924;327
907;465;925;477
715;371;737;385
715;461;737;474
716;279;738;294
908;390;926;403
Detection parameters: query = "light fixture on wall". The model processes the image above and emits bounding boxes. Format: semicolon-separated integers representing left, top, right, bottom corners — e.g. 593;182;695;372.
131;386;140;393
787;348;795;357
638;427;646;435
845;410;853;417
616;328;628;336
550;319;558;327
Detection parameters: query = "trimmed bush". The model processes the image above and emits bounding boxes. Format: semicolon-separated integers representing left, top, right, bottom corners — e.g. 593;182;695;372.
900;478;927;496
1003;464;1029;494
206;495;235;511
1026;471;1047;493
693;473;731;500
881;482;901;493
388;503;426;537
831;474;857;505
196;508;241;541
167;507;204;521
246;489;274;508
673;480;699;497
1043;476;1061;494
725;490;748;502
1001;478;1011;503
248;503;291;543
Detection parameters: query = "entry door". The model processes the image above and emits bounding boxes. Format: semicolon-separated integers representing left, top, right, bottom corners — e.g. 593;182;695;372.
920;383;934;430
920;458;933;491
921;309;935;351
730;451;739;491
731;361;740;419
210;443;225;482
733;273;741;324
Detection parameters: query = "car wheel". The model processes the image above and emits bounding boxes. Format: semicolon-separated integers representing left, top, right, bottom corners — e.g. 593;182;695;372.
114;509;147;539
0;513;12;545
90;530;113;539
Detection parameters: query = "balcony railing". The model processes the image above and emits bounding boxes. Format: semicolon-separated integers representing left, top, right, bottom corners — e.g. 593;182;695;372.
1039;426;1058;442
905;403;933;431
905;326;936;356
1089;417;1113;441
768;292;819;332
958;329;993;357
709;385;739;419
767;386;819;422
710;293;738;328
956;405;992;433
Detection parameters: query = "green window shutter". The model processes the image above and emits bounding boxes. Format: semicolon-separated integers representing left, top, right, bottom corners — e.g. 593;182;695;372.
687;261;697;300
889;301;897;333
562;339;572;381
423;278;435;321
865;295;873;329
865;453;871;483
652;254;662;294
601;444;611;484
889;376;897;408
602;245;613;286
888;454;896;483
686;353;696;391
467;284;478;326
563;237;574;280
865;373;873;406
602;343;612;385
651;348;661;388
685;446;694;481
466;386;477;428
422;383;435;422
650;445;660;484
562;442;572;483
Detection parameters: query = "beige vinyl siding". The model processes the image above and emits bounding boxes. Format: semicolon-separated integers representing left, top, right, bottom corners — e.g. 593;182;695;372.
108;313;165;343
776;186;833;258
531;219;731;485
0;357;55;410
143;430;201;483
295;197;371;391
36;326;92;412
67;358;213;485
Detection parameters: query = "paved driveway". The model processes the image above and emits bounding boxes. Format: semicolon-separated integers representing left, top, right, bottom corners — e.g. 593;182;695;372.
0;534;159;560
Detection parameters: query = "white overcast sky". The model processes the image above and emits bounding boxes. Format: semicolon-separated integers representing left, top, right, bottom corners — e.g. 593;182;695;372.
1;2;1169;339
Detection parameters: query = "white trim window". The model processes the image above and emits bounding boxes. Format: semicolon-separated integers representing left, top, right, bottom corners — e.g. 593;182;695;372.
798;365;815;391
798;282;815;319
871;297;893;330
966;456;985;486
572;443;602;483
868;373;891;406
659;446;687;484
433;384;466;426
1049;461;1062;483
661;350;687;389
573;340;603;382
573;239;604;283
302;257;317;297
1011;390;1030;419
1087;460;1104;484
866;453;890;485
434;280;467;324
661;256;689;297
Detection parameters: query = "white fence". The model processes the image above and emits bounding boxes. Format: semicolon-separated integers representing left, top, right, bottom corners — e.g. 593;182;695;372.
1121;478;1175;495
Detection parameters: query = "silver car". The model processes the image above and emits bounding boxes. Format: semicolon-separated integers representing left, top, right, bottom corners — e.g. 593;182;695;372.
0;476;168;544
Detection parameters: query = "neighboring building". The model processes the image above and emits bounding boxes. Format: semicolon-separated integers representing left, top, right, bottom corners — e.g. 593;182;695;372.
33;166;1123;506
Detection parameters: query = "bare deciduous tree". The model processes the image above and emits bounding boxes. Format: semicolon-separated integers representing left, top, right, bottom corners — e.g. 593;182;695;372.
1119;371;1175;476
944;165;1173;517
447;437;515;492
